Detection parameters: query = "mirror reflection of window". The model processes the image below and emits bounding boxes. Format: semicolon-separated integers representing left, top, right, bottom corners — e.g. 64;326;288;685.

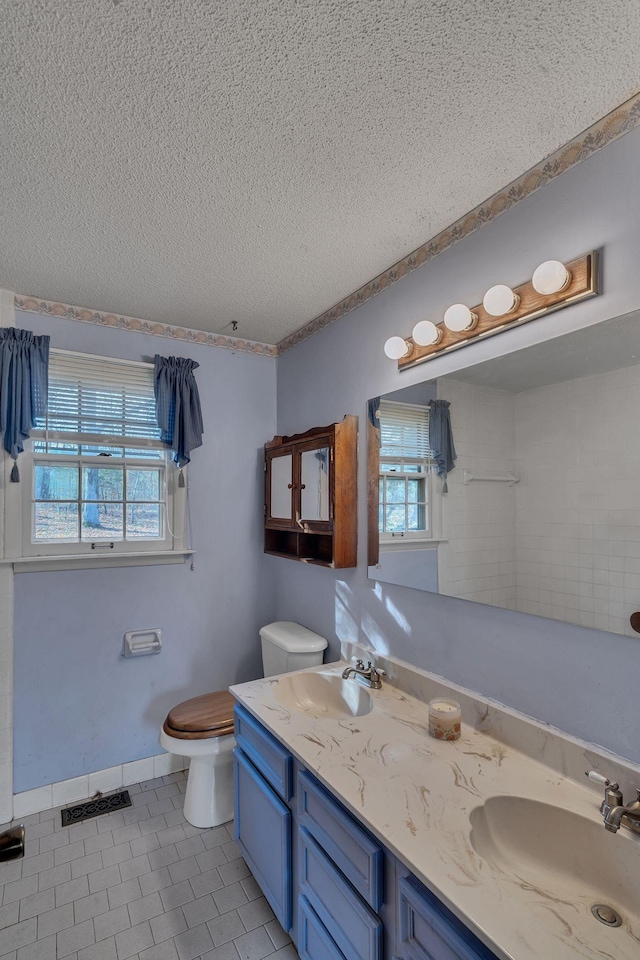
378;401;431;542
300;447;330;521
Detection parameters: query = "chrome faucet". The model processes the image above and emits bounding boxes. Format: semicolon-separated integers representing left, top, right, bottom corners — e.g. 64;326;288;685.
341;658;386;690
586;770;640;835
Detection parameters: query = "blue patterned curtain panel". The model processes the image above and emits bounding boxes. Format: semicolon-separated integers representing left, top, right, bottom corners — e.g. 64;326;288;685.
153;355;204;469
428;398;456;493
0;327;50;481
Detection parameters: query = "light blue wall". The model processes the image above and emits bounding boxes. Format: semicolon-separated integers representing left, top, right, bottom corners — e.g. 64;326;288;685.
12;126;640;789
13;314;278;791
368;550;438;593
274;126;640;764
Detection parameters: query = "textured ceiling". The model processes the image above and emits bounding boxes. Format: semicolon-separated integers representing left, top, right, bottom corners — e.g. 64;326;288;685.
2;1;640;345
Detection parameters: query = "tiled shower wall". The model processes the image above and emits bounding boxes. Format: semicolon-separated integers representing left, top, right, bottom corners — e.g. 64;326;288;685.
437;365;640;636
437;379;518;609
515;364;640;636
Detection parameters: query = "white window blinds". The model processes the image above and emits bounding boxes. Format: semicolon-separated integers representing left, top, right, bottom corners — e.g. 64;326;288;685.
34;350;161;449
379;400;430;460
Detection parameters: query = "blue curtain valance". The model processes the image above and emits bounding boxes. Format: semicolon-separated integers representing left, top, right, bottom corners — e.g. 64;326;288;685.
429;398;456;493
154;355;204;470
0;327;50;481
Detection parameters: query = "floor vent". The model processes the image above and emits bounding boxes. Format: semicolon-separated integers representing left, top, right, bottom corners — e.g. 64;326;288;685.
61;790;132;826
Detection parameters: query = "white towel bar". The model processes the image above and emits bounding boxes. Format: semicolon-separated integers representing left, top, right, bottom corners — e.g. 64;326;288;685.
463;469;519;486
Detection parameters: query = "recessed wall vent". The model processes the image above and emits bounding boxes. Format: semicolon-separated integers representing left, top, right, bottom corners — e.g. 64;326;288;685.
60;790;132;826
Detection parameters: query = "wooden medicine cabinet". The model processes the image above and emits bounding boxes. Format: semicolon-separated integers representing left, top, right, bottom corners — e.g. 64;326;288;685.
264;415;358;568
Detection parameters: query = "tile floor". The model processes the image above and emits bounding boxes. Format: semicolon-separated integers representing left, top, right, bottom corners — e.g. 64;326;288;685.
0;772;298;960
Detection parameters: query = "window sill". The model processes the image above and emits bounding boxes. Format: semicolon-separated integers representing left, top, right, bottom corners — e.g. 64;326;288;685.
3;550;195;573
379;538;447;553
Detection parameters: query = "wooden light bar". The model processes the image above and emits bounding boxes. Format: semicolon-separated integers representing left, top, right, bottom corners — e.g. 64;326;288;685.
397;251;599;370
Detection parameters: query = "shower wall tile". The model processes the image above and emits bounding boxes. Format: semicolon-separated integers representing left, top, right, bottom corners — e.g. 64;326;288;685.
437;379;517;609
515;364;640;636
435;365;640;638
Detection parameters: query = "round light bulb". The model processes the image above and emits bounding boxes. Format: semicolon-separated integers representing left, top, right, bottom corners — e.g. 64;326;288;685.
384;336;410;360
532;260;571;295
483;284;519;317
412;320;442;346
443;303;478;332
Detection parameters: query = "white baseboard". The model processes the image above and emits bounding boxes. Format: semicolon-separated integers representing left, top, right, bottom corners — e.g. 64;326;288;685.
12;752;190;820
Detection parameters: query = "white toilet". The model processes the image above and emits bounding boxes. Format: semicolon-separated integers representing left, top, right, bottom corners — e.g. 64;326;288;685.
159;621;328;828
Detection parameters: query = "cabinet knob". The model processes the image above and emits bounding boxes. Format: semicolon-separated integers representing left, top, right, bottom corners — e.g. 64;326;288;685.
287;483;294;489
300;484;306;490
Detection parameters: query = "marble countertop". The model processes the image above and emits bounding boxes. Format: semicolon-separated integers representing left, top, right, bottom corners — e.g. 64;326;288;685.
231;655;640;960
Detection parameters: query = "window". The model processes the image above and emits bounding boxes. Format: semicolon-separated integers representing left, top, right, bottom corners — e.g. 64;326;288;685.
378;400;432;542
7;350;187;564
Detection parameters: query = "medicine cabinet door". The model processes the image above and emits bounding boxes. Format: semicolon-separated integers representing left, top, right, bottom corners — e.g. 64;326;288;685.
267;447;296;528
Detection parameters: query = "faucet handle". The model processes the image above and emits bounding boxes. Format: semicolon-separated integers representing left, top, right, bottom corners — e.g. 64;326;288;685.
353;658;365;670
586;770;618;789
586;771;623;817
367;662;386;679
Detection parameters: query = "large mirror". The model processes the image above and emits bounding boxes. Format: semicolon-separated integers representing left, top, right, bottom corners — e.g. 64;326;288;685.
368;312;640;638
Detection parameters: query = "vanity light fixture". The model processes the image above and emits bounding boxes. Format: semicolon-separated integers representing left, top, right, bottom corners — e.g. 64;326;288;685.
383;336;412;360
383;250;599;371
532;259;572;295
443;303;478;332
412;320;443;346
482;284;520;317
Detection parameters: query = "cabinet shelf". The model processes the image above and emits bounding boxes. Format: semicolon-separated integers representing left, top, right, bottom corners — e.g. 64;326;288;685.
264;415;358;569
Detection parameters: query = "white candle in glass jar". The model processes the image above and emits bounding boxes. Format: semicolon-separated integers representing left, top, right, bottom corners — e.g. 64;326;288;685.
428;697;462;741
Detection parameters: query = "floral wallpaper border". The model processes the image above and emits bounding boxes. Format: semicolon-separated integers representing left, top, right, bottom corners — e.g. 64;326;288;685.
13;92;640;358
276;91;640;354
13;296;279;357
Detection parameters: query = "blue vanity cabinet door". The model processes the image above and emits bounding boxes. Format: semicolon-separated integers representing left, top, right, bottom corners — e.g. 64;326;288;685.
297;769;383;911
233;748;292;931
234;705;294;801
396;876;498;960
299;827;383;960
298;896;347;960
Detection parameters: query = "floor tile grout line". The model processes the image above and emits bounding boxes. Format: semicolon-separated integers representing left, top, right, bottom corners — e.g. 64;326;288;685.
0;771;297;959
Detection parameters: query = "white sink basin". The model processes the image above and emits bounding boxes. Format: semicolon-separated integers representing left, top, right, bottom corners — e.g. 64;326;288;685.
273;671;373;719
469;796;640;931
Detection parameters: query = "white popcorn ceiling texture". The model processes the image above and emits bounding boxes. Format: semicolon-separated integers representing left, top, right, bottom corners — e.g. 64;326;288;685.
2;1;640;345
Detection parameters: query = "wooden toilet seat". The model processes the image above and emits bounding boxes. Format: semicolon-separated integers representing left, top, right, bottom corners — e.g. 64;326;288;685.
163;690;236;741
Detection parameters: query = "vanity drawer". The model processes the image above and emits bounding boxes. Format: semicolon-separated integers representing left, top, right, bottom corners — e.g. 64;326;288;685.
298;769;383;911
397;876;498;960
298;895;346;960
299;827;383;960
234;704;293;801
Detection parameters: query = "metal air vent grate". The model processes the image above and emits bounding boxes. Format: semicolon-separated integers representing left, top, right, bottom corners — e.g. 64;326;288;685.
60;790;132;826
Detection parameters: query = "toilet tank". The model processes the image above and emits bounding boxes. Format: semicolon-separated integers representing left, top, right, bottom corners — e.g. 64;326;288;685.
259;621;328;678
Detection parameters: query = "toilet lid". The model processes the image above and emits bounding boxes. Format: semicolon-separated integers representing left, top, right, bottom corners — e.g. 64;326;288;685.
165;690;236;734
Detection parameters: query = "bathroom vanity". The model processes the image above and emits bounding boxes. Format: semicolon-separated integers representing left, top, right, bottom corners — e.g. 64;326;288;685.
233;701;496;959
230;649;640;960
